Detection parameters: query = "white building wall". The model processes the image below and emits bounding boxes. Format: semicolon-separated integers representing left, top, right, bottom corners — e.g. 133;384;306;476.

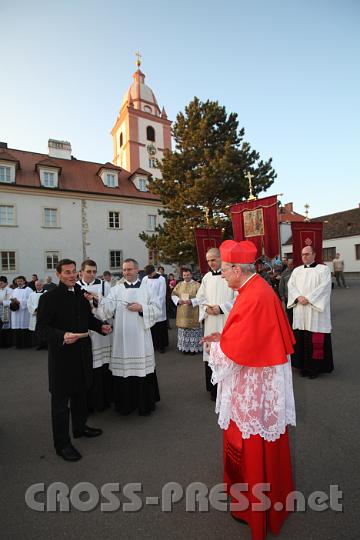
85;199;162;271
279;223;292;256
322;236;360;273
0;190;162;281
281;235;360;274
0;192;83;280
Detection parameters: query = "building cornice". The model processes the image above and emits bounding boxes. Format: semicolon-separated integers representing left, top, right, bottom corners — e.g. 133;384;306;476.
0;184;161;207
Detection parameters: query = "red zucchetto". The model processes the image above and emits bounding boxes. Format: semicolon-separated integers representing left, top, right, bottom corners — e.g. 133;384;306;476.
220;240;257;264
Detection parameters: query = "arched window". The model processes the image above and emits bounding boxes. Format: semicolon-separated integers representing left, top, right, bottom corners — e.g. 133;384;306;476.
119;132;123;147
146;126;155;142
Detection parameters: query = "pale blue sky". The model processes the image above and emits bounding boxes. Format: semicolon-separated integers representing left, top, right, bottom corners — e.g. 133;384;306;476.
1;0;359;217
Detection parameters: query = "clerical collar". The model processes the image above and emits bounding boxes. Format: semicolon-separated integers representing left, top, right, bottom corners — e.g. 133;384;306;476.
80;279;94;286
304;262;317;268
36;290;44;293
211;270;222;276
148;274;161;280
79;278;101;286
68;287;75;292
124;279;140;288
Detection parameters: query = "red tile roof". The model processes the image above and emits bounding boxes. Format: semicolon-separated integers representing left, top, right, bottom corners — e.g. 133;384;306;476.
0;148;160;201
278;204;305;223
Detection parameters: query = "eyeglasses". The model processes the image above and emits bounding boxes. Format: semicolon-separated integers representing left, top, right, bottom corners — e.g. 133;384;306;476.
220;265;236;274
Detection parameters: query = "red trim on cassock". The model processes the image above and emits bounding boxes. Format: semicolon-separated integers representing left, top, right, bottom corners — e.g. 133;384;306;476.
220;274;295;367
224;420;294;540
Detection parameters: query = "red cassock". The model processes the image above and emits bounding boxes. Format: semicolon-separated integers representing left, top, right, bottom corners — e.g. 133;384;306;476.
220;274;295;540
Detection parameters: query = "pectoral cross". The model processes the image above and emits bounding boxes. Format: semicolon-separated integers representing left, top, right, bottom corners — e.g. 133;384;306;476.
135;51;142;68
246;171;256;201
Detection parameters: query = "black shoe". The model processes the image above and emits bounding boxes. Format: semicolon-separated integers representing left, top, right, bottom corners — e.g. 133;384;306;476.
73;425;103;438
56;445;82;461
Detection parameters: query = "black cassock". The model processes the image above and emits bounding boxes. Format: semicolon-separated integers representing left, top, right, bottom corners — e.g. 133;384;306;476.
36;282;105;450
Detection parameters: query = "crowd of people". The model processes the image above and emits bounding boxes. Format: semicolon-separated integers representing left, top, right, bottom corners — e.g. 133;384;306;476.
1;242;341;540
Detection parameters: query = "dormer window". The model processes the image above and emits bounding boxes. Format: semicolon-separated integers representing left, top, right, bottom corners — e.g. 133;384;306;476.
138;178;148;192
0;163;16;184
43;171;56;187
98;165;120;188
146;126;155;142
39;168;59;188
99;169;119;188
105;173;117;188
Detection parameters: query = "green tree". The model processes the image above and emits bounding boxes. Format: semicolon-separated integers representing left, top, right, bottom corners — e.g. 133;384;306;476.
140;97;276;265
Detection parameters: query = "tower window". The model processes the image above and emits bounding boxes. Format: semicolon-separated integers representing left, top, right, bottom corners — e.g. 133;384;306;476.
119;133;123;147
146;126;155;142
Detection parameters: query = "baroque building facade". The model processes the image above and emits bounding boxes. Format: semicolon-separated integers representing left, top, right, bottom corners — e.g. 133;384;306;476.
0;64;171;280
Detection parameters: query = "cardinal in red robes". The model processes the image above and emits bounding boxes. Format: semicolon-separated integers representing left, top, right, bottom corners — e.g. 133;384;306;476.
202;240;296;540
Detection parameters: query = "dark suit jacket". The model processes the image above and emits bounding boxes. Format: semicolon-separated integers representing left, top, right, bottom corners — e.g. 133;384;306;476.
36;282;104;396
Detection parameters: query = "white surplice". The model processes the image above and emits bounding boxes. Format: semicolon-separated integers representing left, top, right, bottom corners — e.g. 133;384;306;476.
10;286;32;329
142;275;167;322
27;290;46;331
77;279;112;368
96;281;160;377
287;264;332;333
192;271;236;362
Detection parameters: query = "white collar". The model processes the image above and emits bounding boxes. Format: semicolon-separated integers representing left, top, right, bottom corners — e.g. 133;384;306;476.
124;279;140;286
81;278;96;286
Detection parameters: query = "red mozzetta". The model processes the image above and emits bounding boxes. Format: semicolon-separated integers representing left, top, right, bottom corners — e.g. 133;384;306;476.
220;273;295;366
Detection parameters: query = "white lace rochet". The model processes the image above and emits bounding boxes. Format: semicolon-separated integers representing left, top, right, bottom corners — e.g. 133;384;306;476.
209;342;296;441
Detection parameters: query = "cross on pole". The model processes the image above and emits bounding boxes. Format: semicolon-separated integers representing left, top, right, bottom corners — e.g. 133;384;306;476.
246;171;256;201
304;203;310;222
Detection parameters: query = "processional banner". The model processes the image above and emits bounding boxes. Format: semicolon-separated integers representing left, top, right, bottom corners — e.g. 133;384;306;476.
194;228;223;275
291;221;324;267
230;195;279;259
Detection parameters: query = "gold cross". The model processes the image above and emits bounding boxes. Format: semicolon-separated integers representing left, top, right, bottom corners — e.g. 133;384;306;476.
245;171;256;201
135;51;142;68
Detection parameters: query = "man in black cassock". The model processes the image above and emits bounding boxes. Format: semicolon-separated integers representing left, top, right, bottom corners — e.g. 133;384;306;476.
36;258;112;461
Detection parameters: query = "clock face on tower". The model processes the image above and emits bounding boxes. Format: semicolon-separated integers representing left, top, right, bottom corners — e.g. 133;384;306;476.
147;144;156;156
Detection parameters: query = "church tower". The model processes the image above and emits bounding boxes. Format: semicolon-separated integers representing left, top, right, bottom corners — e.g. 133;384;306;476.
111;54;172;176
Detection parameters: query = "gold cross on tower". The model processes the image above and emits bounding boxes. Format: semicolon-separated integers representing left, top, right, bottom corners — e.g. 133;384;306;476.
246;171;257;201
135;51;142;68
